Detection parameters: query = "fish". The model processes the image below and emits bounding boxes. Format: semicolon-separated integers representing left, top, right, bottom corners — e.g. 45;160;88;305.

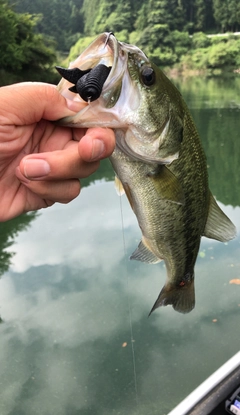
56;32;236;314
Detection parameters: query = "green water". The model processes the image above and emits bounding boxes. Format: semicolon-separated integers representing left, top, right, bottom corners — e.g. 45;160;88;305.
0;76;239;415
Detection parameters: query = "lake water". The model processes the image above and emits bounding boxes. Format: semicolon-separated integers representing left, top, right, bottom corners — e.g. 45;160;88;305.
0;75;239;415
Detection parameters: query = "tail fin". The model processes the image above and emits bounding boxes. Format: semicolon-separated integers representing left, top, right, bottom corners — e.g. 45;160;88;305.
149;279;195;315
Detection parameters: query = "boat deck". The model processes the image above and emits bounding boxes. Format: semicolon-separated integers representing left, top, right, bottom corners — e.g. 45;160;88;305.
168;352;240;415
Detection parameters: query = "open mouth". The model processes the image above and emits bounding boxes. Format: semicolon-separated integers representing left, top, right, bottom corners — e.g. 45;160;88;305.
56;33;120;103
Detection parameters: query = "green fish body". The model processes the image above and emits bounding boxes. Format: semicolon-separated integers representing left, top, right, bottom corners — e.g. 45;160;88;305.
57;33;236;314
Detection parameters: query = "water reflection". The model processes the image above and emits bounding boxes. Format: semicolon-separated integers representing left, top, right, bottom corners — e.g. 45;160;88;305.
0;212;37;276
173;76;240;206
173;75;240;110
0;76;239;415
196;107;240;206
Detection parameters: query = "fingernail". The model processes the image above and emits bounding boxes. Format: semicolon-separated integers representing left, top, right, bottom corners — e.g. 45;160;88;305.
23;159;51;179
91;139;105;160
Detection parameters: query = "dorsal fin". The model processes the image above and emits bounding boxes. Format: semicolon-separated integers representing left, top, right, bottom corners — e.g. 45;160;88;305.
203;193;236;242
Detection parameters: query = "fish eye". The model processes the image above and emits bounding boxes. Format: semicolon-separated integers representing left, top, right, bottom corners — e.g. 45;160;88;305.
141;67;156;87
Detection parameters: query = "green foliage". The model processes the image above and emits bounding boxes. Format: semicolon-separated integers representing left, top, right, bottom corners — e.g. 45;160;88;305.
67;35;96;62
105;1;133;32
213;0;240;32
208;42;233;68
173;75;240;206
0;212;37;276
0;1;58;82
134;24;192;67
10;0;84;50
81;0;99;35
83;0;134;34
180;36;240;71
192;32;211;49
4;0;240;74
113;30;130;43
87;0;117;34
181;48;209;70
134;3;148;31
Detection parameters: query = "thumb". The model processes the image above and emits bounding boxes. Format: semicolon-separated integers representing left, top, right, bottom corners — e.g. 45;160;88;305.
1;82;83;125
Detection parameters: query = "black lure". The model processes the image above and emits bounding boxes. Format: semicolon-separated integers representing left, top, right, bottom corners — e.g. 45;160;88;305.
56;64;111;102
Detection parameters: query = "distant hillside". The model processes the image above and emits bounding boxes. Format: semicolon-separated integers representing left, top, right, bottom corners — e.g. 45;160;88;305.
8;0;240;72
11;0;240;50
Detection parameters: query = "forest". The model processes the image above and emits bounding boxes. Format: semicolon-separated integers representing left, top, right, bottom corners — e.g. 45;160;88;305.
1;0;240;83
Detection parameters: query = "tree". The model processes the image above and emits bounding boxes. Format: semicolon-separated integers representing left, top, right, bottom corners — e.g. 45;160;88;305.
135;3;149;31
10;0;84;50
0;0;57;82
104;1;133;32
228;0;240;31
213;0;240;32
92;0;118;33
0;212;37;277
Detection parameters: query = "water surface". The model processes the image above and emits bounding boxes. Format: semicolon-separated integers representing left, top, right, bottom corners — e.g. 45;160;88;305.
0;76;239;415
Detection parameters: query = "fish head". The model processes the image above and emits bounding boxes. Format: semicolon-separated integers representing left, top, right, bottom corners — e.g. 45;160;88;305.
57;32;184;164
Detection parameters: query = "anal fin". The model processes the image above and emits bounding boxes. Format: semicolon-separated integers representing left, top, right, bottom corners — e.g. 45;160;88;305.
130;240;161;264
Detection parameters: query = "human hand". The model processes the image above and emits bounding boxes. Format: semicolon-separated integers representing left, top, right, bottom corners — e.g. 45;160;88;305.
0;82;115;222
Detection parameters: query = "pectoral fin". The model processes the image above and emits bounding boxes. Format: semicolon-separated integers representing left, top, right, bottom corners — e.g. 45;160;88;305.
148;166;185;205
114;176;125;196
130;240;162;264
203;193;236;242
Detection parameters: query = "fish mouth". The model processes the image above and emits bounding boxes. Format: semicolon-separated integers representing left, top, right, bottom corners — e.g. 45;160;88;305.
57;32;147;105
73;32;119;73
57;32;126;104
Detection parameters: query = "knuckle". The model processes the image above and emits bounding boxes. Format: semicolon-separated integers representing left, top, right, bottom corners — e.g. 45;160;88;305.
42;84;59;102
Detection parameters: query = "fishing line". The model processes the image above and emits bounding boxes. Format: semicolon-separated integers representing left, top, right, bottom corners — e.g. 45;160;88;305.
119;195;140;411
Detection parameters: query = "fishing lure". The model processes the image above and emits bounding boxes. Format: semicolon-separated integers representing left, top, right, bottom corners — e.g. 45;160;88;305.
56;64;111;102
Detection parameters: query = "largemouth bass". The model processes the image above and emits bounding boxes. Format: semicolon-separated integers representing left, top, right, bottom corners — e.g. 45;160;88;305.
57;33;236;314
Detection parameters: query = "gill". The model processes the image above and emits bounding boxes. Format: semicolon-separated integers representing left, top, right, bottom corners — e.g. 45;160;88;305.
119;193;140;412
